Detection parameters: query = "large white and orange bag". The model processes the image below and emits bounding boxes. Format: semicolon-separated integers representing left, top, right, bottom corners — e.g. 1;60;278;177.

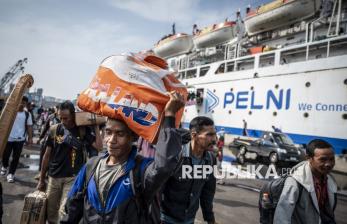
77;53;187;143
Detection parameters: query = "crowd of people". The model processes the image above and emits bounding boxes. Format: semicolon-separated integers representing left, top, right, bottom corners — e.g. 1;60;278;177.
0;92;340;224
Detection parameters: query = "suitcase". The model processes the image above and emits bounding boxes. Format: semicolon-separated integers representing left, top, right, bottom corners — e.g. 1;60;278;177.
20;191;47;224
75;111;107;126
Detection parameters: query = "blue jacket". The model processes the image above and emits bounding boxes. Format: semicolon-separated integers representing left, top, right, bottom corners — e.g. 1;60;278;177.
61;117;182;224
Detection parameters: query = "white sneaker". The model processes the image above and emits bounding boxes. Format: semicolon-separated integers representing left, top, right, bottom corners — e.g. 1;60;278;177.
0;167;7;176
7;174;14;183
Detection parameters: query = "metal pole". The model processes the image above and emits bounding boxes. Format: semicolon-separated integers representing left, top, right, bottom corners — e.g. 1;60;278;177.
335;0;342;36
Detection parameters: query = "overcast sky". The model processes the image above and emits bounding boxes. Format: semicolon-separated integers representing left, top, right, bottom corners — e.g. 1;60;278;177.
0;0;269;100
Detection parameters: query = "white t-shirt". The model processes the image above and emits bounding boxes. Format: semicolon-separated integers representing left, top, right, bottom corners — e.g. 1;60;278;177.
8;111;33;142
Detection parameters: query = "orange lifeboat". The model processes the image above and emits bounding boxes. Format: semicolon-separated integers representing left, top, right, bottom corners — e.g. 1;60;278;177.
193;21;236;49
153;33;193;58
245;0;321;36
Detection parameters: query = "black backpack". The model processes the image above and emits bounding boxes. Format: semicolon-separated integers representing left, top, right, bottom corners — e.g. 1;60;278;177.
258;174;302;224
130;155;161;224
85;155;160;224
23;111;30;137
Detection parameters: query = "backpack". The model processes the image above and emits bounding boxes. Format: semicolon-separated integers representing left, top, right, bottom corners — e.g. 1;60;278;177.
84;155;160;224
130;155;161;224
23;111;29;137
258;174;303;224
50;124;86;147
50;124;87;162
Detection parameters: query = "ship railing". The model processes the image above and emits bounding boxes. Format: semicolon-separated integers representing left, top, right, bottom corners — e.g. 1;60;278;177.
280;33;347;61
308;0;343;42
327;0;342;37
178;34;347;80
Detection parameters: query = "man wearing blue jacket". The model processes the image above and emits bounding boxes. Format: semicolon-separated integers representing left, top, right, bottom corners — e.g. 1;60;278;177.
61;91;185;223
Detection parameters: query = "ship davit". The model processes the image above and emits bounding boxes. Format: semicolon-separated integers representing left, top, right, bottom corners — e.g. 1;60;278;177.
153;33;193;58
244;0;321;36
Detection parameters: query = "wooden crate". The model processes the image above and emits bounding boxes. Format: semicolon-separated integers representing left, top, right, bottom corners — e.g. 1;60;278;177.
20;191;47;224
75;111;107;126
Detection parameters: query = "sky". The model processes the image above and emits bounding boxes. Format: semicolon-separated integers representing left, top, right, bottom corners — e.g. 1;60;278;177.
0;0;269;100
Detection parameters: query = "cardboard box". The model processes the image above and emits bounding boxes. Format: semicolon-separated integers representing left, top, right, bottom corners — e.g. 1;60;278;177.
75;111;107;126
20;191;47;224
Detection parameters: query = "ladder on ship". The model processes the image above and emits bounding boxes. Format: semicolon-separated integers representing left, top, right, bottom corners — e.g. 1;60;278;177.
226;44;237;60
327;0;342;37
306;0;343;42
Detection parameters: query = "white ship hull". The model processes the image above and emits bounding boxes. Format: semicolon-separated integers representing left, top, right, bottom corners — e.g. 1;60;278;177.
157;0;347;154
180;50;347;154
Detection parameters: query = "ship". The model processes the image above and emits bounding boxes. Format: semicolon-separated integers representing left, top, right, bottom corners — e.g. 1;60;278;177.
152;0;347;154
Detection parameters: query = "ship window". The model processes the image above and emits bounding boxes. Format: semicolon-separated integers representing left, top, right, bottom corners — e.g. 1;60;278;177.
179;57;188;70
179;72;185;79
215;63;225;74
259;53;275;68
199;66;209;77
170;59;179;70
308;43;327;60
280;47;306;64
186;69;197;79
235;57;254;71
329;39;347;57
226;61;234;72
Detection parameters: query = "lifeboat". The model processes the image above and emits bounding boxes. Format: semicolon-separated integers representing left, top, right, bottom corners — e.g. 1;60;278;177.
193;21;236;49
244;0;321;36
153;33;193;58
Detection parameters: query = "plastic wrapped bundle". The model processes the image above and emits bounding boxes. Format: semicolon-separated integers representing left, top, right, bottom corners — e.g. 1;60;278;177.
77;53;187;143
20;191;47;224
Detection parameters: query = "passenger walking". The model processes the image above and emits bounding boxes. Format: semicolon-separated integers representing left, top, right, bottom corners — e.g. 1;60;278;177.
216;135;224;171
242;119;248;136
216;127;226;139
37;105;44;120
61;92;185;223
137;137;156;159
160;116;217;224
274;139;337;224
0;96;33;183
37;101;102;224
36;104;60;173
193;24;200;35
271;125;282;133
27;102;36;125
0;182;3;223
